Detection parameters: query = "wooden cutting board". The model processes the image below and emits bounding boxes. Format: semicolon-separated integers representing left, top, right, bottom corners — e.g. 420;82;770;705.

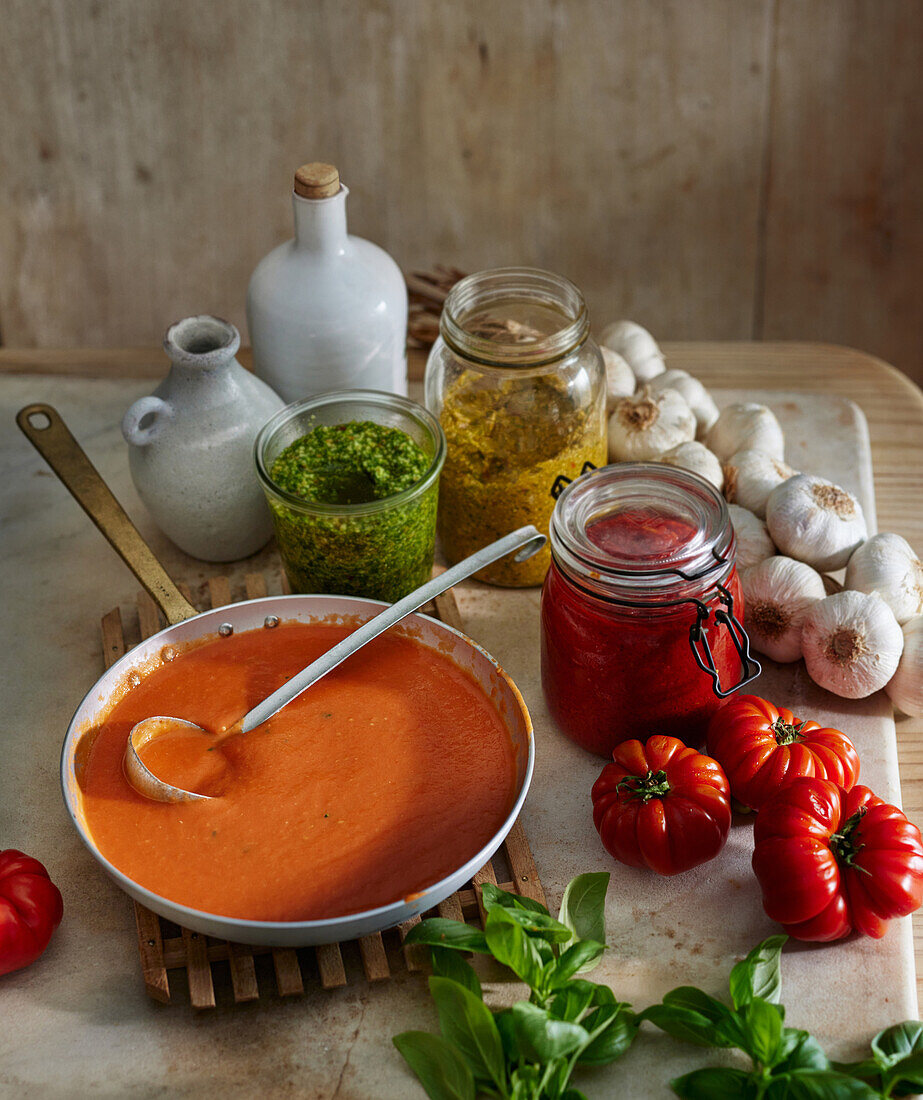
449;391;914;1089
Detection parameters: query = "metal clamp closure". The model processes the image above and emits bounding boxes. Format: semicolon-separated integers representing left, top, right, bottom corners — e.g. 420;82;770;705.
688;584;762;698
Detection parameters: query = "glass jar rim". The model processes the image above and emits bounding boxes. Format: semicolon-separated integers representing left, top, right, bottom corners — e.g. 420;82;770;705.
549;462;737;605
440;266;590;369
254;390;447;517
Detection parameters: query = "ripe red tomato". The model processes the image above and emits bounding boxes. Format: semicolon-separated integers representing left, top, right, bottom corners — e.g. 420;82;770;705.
0;850;64;977
752;777;923;941
707;694;860;812
591;735;732;876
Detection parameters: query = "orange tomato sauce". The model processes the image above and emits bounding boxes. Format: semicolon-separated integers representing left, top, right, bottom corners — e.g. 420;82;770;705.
79;621;519;921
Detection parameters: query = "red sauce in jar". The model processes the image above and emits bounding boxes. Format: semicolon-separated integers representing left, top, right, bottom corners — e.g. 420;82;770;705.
541;467;751;756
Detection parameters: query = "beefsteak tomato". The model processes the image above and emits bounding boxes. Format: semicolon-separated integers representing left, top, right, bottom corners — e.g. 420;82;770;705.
752;777;923;940
591;735;732;876
0;849;64;977
707;694;859;811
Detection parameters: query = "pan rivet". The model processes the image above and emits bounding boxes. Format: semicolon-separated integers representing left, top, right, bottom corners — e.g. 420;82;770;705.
128;671;141;688
160;645;176;662
218;623;233;637
264;615;280;629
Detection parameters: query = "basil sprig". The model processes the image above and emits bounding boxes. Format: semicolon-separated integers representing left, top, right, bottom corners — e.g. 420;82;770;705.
393;872;639;1099
640;935;880;1098
833;1020;923;1098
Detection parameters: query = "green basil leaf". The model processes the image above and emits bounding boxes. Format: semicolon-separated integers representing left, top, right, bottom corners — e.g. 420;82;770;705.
480;882;550;916
729;935;788;1009
561;1090;589;1100
392;1031;476;1100
480;903;573;943
776;1029;830;1074
428;976;506;1091
484;907;547;990
576;1003;639;1066
882;1050;923;1096
735;997;784;1068
548;939;606;987
404;919;490;954
829;1058;881;1083
872;1020;923;1067
662;986;737;1025
430;946;482;999
764;1069;880;1099
494;1009;519;1065
510;1001;590;1062
670;1067;760;1099
558;872;610;968
549;980;596;1022
640;1002;734;1049
510;1064;541;1100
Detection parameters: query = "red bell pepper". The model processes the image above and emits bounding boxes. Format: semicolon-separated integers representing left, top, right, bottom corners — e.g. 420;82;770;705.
0;849;64;977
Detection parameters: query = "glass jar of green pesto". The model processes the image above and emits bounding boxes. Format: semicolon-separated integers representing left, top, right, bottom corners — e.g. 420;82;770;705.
255;391;446;601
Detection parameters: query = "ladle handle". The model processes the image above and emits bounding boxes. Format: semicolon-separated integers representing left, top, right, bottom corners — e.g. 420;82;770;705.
16;403;198;626
238;525;546;733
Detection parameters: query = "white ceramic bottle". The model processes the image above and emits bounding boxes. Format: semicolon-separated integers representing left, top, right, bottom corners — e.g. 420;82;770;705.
122;315;285;562
246;162;408;402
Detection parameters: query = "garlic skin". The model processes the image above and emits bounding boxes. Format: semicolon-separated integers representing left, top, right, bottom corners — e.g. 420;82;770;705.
765;474;867;572
741;556;826;663
607;387;695;462
724;449;798;519
706;403;786;462
844;532;923;625
886;616;923;717
648;369;719;440
801;590;903;699
659;441;723;491
601;346;636;412
599;320;666;384
728;504;775;571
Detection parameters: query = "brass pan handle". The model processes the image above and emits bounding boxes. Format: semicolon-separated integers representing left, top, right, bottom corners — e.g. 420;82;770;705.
17;403;198;626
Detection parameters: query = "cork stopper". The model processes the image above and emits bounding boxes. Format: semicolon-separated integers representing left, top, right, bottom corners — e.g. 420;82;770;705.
294;162;340;199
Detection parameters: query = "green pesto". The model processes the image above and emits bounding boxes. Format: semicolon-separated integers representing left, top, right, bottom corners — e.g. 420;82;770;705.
268;421;439;602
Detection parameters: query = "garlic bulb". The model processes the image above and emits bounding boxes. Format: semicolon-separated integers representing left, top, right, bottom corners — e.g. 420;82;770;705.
602;346;636;412
648;369;719;440
766;474;868;572
659;441;723;491
706;403;786;462
844;532;923;625
741;556;826;663
801;590;903;699
886;616;923;717
728;504;775;570
607;387;695;462
599;320;665;384
723;449;798;519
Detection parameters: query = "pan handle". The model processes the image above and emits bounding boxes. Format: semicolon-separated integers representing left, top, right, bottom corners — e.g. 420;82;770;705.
17;403;198;626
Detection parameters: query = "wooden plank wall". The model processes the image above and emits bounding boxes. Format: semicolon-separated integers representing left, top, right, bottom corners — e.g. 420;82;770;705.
0;0;920;384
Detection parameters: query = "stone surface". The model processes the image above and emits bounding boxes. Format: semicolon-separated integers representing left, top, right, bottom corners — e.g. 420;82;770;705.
0;376;913;1097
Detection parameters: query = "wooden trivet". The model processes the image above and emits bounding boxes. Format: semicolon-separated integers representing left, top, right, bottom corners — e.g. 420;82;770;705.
99;571;545;1009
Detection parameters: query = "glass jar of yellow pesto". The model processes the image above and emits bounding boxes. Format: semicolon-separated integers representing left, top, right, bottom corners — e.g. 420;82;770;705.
424;268;607;587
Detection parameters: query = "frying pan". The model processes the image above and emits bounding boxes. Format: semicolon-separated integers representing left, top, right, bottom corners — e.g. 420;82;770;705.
17;403;534;947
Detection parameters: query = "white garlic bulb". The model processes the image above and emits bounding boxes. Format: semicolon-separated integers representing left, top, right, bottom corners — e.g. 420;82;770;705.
728;503;776;570
599;320;666;383
741;556;826;663
648;369;719;440
844;533;923;625
659;441;724;491
801;590;903;699
724;449;798;519
765;474;868;572
601;346;636;412
706;403;786;462
607;387;695;462
886;616;923;717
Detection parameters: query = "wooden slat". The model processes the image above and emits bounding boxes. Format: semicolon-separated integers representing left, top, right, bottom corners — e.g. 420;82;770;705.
357;934;390;982
132;903;171;1004
432;588;466;633
313;944;346;990
181;927;216;1009
100;607;126;669
397;915;426;972
502;819;548;908
436;893;465;923
470;863;499;927
227;942;259;1004
244;573;268;600
272;948;305;996
136;591;163;640
207;576;232;608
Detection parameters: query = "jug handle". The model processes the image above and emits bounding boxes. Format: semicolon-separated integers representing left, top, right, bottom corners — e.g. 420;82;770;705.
122;396;172;447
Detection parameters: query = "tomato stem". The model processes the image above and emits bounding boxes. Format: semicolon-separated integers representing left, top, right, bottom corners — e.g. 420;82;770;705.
771;716;807;746
617;768;671;802
830;805;870;871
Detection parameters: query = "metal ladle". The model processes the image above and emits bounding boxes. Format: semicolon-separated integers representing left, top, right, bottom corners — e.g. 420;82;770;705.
124;525;546;803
